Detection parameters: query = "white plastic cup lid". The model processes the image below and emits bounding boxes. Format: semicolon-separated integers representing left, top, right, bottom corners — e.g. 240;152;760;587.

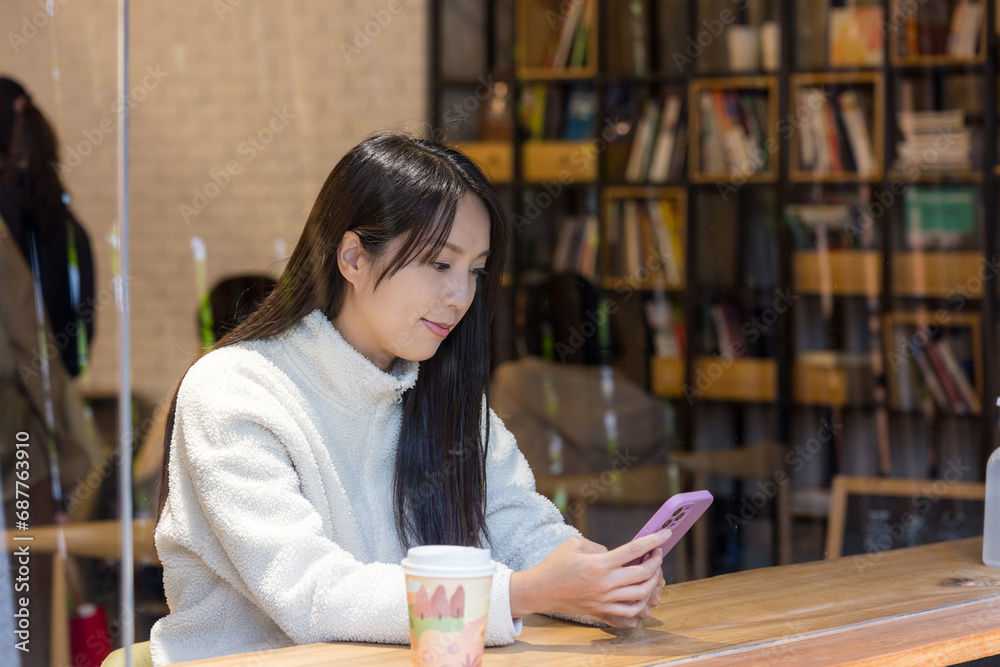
401;545;495;578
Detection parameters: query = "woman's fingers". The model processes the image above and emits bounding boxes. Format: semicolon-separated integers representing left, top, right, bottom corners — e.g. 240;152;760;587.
603;529;671;568
605;547;664;589
606;571;662;605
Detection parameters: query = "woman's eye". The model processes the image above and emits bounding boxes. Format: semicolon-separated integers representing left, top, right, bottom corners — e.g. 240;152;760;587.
432;262;450;272
472;268;489;279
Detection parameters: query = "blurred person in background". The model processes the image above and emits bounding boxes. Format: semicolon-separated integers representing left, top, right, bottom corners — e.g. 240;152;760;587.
0;75;102;667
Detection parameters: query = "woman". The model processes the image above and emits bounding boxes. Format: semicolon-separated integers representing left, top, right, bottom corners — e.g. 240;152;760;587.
152;134;667;666
0;76;100;667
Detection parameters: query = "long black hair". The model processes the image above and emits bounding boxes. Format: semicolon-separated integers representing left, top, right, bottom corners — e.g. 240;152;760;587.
158;133;509;550
0;76;95;377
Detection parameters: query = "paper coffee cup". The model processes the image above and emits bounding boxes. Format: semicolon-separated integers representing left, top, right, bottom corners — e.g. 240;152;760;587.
402;546;495;667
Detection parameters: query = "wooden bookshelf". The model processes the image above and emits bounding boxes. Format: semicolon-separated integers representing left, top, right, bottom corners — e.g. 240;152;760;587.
887;0;988;66
881;311;983;415
451;141;514;183
522;140;597;182
892;251;985;298
792;250;883;297
650;356;685;397
789;72;884;183
431;0;1000;542
516;0;598;80
693;357;777;403
794;359;849;407
793;353;874;407
688;75;779;184
600;186;686;290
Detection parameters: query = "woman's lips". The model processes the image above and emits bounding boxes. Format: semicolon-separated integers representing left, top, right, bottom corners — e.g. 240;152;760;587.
421;319;451;338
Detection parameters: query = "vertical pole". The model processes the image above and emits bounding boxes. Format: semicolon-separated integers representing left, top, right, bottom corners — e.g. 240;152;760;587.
116;0;134;663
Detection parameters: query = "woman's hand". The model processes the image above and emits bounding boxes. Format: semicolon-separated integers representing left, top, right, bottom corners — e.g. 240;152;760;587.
509;529;669;629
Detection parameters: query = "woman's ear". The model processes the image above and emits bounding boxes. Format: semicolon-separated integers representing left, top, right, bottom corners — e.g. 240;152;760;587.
336;231;367;287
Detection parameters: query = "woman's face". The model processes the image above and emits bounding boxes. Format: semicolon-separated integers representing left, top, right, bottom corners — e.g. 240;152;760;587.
341;193;491;371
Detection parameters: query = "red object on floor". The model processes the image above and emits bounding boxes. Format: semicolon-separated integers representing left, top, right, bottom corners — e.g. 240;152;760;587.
70;604;113;667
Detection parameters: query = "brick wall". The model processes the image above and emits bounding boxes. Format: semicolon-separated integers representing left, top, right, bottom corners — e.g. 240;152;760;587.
2;0;428;403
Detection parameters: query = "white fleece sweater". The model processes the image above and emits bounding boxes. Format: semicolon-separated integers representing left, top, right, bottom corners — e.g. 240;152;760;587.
150;310;584;666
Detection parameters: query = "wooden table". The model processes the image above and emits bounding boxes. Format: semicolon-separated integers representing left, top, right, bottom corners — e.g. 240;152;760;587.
178;537;1000;666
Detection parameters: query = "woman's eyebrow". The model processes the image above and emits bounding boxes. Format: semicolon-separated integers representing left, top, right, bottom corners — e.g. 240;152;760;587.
444;242;490;257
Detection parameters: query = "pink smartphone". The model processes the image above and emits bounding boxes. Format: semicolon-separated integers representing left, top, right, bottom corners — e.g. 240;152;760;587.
625;490;713;567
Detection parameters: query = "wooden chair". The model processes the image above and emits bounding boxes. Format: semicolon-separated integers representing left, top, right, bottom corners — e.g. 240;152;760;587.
825;475;986;559
673;441;793;579
3;519;157;667
101;641;153;667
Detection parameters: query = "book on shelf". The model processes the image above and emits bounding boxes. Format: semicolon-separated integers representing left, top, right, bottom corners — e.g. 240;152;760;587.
948;1;984;57
625;98;660;182
708;303;746;359
607;198;684;285
627;0;648;77
837;91;878;176
898;0;982;58
623;93;685;183
893;328;980;415
521;84;548;139
829;7;885;66
647;95;683;183
936;337;981;412
796;88;877;177
784;204;862;249
645;292;685;358
564;85;597;139
552;215;599;280
697;89;768;176
903;186;976;250
895;110;972;173
520;84;597;140
543;0;588;69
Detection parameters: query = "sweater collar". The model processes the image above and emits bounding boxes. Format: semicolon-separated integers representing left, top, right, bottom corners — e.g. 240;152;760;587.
286;310;419;409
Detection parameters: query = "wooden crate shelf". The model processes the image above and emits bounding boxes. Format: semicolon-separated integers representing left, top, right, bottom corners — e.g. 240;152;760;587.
522;140;597;182
451;141;513;183
892;252;985;298
793;353;873;407
692;357;776;403
793;250;883;296
788;71;884;184
516;0;598;80
651;356;685;397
